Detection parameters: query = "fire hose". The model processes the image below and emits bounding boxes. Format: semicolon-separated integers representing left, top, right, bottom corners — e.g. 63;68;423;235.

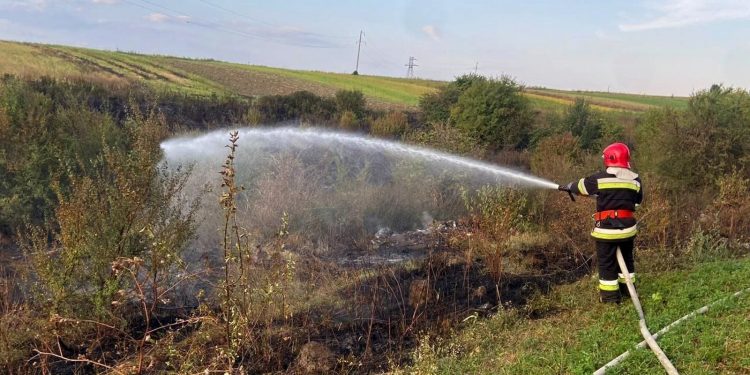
614;247;679;375
557;185;679;374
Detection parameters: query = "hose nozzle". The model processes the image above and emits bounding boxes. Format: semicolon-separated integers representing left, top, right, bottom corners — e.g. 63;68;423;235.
558;184;576;202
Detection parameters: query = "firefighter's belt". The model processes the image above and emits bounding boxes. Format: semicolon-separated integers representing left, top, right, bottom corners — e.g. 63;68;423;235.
594;210;634;221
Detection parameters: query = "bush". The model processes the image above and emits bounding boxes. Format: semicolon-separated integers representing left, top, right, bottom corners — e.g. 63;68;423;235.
370;111;408;138
560;98;604;151
253;90;337;124
463;188;530;262
338;110;360;131
529;132;593;183
335;89;366;118
27;107;197;319
403;122;481;156
0;78;123;232
449;76;533;150
418;74;487;124
706;172;750;242
638;85;750;192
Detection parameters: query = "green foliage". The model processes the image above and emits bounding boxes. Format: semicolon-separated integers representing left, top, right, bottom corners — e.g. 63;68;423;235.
637;85;750;191
684;228;730;263
449;76;533;150
404;258;750;374
418;74;487;124
0;77;122;232
560;98;604;151
461;186;533;284
334;89;366;118
253;90;337;124
28;106;197;319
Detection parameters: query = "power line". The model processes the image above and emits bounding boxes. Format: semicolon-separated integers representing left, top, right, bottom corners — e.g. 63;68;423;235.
196;0;276;28
120;0;344;49
194;0;350;40
361;35;401;68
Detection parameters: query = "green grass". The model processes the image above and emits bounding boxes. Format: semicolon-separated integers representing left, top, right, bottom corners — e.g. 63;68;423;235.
0;39;689;111
529;88;689;111
404;257;750;374
228;63;440;106
0;41;85;78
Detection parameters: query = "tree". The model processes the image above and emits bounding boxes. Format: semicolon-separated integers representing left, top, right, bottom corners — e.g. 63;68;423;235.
561;98;603;152
418;74;486;124
638;84;750;192
449;76;533;150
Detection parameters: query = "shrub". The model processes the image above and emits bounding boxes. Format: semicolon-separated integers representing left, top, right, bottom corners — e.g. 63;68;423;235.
335;89;366;118
418;74;487;124
560;98;604;152
338;110;360;131
530;132;591;183
449;76;533;150
639;85;750;192
403;122;481;156
461;186;532;299
706;171;750;242
27;106;197;320
370;111;408;138
252;90;336;124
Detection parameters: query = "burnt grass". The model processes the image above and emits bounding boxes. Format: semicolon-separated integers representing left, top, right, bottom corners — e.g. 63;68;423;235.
225;228;593;374
0;226;592;374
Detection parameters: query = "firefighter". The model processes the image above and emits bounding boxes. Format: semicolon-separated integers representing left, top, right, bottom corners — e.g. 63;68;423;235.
561;142;643;303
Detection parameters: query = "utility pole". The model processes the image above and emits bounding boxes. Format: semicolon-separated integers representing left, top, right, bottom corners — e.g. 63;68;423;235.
473;61;479;74
353;30;363;75
405;56;417;78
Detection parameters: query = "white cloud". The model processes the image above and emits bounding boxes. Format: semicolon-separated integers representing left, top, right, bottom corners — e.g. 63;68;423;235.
421;25;441;41
144;13;169;23
92;0;118;4
141;12;189;23
620;0;750;31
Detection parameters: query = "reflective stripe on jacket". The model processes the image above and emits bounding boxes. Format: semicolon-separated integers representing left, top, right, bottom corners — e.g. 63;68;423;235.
570;167;644;242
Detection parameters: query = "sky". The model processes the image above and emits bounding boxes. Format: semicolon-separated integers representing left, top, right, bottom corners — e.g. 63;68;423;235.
1;0;749;96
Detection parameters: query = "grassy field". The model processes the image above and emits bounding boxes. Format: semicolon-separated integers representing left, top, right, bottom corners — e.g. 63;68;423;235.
528;88;689;111
403;256;750;374
0;39;690;112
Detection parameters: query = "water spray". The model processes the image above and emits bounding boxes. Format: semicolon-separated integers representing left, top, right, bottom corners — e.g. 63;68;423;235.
161;127;560;190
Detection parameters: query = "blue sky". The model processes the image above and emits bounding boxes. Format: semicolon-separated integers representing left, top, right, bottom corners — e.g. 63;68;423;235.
1;0;749;95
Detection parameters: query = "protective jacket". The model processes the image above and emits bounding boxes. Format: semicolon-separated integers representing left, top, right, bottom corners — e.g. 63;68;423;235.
569;166;643;242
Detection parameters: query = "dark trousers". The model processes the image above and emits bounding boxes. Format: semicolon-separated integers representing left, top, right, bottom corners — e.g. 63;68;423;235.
597;240;635;303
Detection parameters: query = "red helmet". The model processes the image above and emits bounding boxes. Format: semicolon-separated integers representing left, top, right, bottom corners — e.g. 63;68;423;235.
602;143;631;168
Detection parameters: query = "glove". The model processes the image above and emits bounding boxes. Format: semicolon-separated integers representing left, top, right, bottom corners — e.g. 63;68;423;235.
558;182;573;192
558;182;576;201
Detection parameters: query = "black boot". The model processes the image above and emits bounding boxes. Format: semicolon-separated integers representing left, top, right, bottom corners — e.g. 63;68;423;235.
619;283;630;298
600;290;621;304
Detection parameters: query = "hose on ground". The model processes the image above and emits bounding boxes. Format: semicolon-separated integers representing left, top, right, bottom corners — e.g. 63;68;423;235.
614;247;679;375
593;284;750;375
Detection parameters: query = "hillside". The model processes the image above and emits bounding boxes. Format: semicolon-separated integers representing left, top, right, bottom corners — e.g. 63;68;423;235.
0;40;688;112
